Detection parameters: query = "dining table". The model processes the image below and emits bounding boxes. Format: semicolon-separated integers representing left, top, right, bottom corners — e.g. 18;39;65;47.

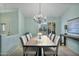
25;35;57;56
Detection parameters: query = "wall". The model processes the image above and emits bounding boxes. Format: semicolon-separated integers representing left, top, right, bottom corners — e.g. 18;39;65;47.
0;9;25;55
0;9;25;35
24;17;38;36
1;34;22;55
24;17;61;36
0;10;18;35
0;35;1;56
18;9;25;35
47;17;61;35
61;5;79;54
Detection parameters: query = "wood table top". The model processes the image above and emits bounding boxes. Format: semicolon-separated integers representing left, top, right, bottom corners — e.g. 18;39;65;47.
25;35;57;47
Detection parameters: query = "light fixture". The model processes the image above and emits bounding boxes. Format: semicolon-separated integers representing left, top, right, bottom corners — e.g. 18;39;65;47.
33;3;47;24
1;23;6;34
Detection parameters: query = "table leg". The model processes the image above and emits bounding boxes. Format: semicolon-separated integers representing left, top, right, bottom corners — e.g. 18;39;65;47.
38;47;44;56
38;47;41;56
41;47;44;56
64;36;66;46
60;35;62;46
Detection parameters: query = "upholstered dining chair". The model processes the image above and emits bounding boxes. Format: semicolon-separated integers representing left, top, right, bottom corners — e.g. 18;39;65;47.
29;33;32;38
44;35;60;56
48;33;52;39
26;34;31;41
25;32;32;41
20;35;37;56
50;34;55;41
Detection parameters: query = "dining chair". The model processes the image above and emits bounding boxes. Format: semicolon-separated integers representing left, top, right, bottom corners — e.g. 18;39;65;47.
48;33;52;39
50;34;55;41
44;35;60;56
20;35;27;56
29;33;32;38
20;35;37;56
25;33;32;41
26;34;31;41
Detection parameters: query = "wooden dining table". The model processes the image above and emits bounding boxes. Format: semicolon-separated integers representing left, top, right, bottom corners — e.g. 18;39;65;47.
25;35;57;56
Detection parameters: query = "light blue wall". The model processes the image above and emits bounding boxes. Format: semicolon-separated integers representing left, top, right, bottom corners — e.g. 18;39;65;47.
0;9;25;35
24;17;61;36
0;10;18;35
0;9;25;55
1;34;21;55
47;17;61;35
24;17;38;36
61;5;79;54
18;9;25;35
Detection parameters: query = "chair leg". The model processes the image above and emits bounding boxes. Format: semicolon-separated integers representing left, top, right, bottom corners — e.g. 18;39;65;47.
26;54;28;56
23;53;25;56
56;54;58;56
44;54;46;56
23;47;26;56
35;52;37;56
53;54;55;56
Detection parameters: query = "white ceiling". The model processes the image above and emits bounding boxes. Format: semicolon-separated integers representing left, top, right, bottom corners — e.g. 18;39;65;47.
0;3;79;18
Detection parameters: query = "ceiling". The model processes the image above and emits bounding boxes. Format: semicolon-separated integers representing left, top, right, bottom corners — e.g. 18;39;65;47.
0;3;79;18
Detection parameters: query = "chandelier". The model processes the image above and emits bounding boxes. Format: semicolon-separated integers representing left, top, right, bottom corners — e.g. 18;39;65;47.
33;3;47;24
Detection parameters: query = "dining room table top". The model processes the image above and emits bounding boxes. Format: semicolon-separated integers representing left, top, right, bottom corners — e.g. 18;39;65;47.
25;35;57;47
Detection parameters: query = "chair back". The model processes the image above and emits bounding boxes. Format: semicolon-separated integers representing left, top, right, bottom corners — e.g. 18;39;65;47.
24;32;29;35
29;33;32;38
54;35;60;46
50;34;55;41
24;32;32;41
48;33;52;39
20;35;27;46
26;34;31;41
53;35;60;56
